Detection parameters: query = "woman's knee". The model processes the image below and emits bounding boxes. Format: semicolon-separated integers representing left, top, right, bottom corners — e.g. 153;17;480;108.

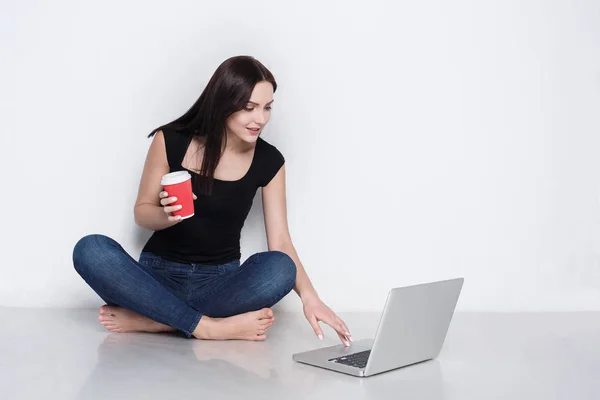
72;234;118;276
263;250;297;293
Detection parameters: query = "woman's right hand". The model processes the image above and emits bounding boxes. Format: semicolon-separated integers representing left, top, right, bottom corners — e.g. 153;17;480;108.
159;191;197;222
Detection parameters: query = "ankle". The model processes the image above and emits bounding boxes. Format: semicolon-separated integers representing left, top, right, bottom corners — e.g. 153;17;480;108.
192;315;215;339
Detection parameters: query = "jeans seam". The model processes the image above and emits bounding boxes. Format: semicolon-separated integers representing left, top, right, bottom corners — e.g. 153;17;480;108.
186;264;194;303
185;311;203;338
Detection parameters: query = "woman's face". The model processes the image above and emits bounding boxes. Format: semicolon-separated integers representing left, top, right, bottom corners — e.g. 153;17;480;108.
225;81;274;147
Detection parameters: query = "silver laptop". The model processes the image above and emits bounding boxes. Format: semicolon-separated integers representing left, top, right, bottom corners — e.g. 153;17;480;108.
292;277;464;377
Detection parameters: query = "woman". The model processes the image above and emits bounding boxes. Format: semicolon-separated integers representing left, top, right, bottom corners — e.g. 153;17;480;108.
72;55;352;346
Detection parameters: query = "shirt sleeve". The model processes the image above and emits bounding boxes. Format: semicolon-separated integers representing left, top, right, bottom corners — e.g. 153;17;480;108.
259;145;285;187
162;128;186;171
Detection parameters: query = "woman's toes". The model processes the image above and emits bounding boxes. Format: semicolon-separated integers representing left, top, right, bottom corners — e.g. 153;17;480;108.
101;323;119;331
105;306;118;315
258;308;273;319
98;315;114;322
255;334;267;341
99;305;115;315
100;305;119;316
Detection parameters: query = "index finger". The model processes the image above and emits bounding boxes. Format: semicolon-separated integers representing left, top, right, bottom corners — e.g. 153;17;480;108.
323;318;350;346
337;318;351;337
336;331;351;347
321;315;347;338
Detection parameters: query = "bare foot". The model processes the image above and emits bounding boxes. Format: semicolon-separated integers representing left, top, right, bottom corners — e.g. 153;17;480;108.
192;308;275;341
98;305;176;333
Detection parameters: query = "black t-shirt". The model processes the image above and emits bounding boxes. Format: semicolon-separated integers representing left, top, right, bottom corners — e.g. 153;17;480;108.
141;128;285;265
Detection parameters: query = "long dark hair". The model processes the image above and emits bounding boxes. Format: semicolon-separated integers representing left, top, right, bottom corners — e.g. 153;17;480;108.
148;55;277;196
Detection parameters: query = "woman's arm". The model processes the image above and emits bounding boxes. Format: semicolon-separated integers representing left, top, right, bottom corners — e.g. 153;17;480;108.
262;165;352;345
133;130;178;231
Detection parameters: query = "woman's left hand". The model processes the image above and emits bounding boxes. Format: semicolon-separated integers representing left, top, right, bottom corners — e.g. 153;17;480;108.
302;297;352;346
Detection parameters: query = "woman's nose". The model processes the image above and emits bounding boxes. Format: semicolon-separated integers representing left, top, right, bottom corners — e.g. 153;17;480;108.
255;113;266;124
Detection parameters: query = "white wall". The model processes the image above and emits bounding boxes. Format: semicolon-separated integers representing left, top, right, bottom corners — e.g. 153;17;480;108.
1;0;599;312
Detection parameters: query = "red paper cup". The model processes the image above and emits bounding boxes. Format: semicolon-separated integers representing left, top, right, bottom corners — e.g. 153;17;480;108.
161;171;195;220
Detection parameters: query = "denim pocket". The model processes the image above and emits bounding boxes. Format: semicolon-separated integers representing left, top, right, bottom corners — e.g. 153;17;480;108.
217;259;241;274
140;252;192;273
139;251;160;268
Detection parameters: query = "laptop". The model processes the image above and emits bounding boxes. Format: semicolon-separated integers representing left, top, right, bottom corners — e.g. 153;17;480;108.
292;277;464;377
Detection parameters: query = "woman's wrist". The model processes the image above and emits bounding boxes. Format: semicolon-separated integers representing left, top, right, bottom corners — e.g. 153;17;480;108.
300;290;320;305
134;204;179;231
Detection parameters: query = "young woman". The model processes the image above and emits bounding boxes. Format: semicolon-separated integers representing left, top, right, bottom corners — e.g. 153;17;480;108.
72;56;352;346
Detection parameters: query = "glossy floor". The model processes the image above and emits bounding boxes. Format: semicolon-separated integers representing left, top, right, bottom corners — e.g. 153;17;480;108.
1;309;598;399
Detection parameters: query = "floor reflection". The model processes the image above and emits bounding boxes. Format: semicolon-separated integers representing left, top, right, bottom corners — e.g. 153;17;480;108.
76;331;445;400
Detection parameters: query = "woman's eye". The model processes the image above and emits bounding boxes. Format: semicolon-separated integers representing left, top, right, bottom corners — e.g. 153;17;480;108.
244;106;272;111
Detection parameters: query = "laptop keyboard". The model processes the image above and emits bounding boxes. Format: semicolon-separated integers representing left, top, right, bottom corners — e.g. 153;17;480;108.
328;350;371;369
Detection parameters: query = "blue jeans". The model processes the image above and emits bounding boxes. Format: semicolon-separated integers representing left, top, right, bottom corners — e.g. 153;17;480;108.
72;234;297;338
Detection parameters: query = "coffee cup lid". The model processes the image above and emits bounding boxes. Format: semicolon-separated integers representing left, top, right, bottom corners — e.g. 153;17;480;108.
161;171;191;186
